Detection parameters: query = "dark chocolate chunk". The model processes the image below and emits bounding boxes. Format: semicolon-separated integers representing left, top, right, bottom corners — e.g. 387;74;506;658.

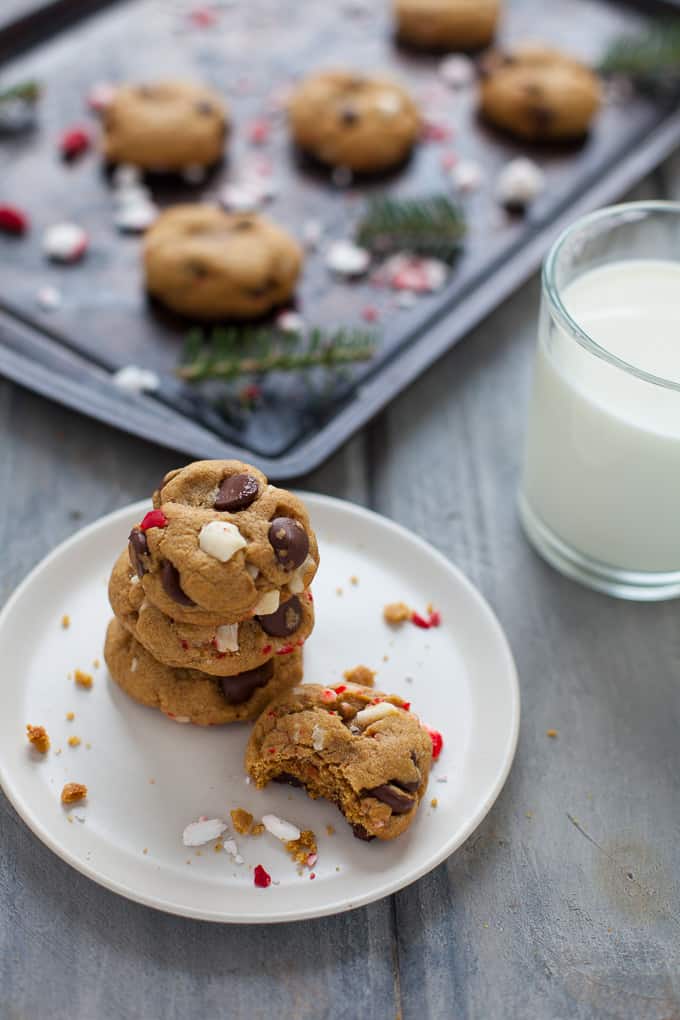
220;659;274;705
232;219;254;232
268;517;309;570
273;772;305;788
395;778;420;793
128;527;149;578
160;560;195;606
339;104;359;125
365;783;416;814
257;596;302;637
351;823;375;841
214;472;259;512
195;100;214;115
185;259;210;279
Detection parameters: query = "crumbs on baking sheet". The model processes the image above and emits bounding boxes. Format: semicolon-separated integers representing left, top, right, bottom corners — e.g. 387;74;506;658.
326;824;335;836
61;614;71;629
343;664;376;687
383;601;411;624
26;724;50;754
74;669;93;689
61;782;87;804
546;729;558;738
66;712;75;721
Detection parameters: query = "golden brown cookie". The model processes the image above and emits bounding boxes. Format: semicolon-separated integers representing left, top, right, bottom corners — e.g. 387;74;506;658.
128;460;318;624
287;70;421;173
102;80;228;169
109;549;315;676
104;617;303;725
394;0;500;50
246;683;432;840
143;206;303;319
479;44;601;141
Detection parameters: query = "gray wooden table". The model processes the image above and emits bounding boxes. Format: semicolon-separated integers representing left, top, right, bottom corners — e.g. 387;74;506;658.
2;159;680;1019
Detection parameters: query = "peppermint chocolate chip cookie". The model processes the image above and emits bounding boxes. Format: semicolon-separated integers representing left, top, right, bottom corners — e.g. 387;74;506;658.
104;618;303;725
129;460;318;624
287;70;420;173
246;683;432;840
103;80;228;170
143;206;303;319
479;44;601;142
394;0;500;51
109;550;315;676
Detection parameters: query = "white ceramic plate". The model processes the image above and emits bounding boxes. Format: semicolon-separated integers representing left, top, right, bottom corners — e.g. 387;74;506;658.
0;494;519;923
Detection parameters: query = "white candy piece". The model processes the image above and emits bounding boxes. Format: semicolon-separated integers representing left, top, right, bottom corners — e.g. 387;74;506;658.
451;160;483;193
252;590;280;616
287;555;314;594
182;818;227;846
496;157;545;208
219;183;261;212
43;223;88;263
375;91;402;116
276;310;305;334
439;54;475;89
199;520;247;562
87;81;115;112
262;814;301;843
112;164;142;189
355;701;401;728
215;623;239;653
325;239;370;276
112;365;160;394
312;723;325;751
36;285;62;311
302;219;323;249
114;202;158;233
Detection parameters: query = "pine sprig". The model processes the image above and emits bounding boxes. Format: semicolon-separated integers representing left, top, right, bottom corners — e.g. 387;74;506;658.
600;23;680;94
356;194;466;264
0;80;41;106
178;325;376;382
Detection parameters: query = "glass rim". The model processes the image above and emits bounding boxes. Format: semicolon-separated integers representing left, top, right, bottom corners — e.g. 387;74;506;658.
542;200;680;393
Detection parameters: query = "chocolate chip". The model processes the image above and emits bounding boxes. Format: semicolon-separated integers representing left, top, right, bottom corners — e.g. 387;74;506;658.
232;219;254;232
128;528;149;578
397;778;421;793
220;659;273;705
523;82;544;98
273;772;305;788
214;472;259;512
195;100;214;115
257;595;302;637
185;259;210;279
365;783;416;814
531;105;556;129
351;823;375;841
268;517;309;570
339;104;359;126
160;560;195;606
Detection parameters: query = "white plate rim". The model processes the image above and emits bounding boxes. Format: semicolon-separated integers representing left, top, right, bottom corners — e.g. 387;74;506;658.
0;493;520;923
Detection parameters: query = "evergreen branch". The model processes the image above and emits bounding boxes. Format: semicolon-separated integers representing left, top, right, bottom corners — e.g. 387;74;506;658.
178;326;376;382
356;194;465;263
0;80;41;106
600;22;680;93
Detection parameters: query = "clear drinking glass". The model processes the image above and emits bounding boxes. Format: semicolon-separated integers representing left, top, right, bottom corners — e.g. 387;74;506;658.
519;202;680;600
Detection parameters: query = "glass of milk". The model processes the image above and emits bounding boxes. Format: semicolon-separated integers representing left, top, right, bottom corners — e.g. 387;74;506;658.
519;202;680;600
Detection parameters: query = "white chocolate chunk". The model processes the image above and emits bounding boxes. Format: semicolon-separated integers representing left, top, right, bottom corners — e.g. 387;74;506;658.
496;157;545;208
246;563;260;580
287;555;314;594
312;724;325;751
130;657;138;673
262;814;301;842
355;702;401;727
325;239;370;276
215;623;239;653
182;818;227;846
375;91;402;116
252;590;280;616
199;520;247;562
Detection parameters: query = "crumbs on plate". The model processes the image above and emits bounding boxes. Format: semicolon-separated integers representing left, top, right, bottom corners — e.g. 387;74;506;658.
61;782;87;804
26;724;50;754
343;664;376;687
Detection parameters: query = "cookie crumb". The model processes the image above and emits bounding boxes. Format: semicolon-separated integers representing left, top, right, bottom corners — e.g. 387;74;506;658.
74;669;93;689
546;729;558;739
61;614;71;629
251;822;265;837
286;829;317;867
66;712;75;721
149;778;156;784
230;807;255;834
61;782;87;804
26;724;50;754
67;736;81;748
382;654;389;662
326;824;335;836
526;810;533;819
349;575;359;586
336;587;343;596
92;658;101;669
143;847;148;854
214;842;223;853
384;601;411;624
343;664;376;688
430;797;438;808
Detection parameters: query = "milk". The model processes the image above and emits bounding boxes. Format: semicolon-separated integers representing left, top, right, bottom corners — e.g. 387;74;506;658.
521;259;680;574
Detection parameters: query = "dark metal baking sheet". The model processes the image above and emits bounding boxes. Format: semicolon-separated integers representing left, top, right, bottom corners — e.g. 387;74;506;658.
1;0;679;478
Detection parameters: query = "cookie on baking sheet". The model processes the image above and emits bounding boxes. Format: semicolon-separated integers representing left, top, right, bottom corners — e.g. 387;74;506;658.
394;0;500;51
104;617;303;725
102;80;228;170
128;460;318;623
109;549;315;676
245;683;432;840
287;70;420;173
143;206;303;319
479;44;601;141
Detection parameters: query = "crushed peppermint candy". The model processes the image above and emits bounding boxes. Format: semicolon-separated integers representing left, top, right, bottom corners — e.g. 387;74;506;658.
276;310;305;334
223;838;244;864
253;864;272;888
114;202;158;233
421;120;452;143
302;219;323;249
219;183;264;213
112;365;160;394
331;165;353;189
182;817;227;846
139;509;167;531
374;253;447;293
43;223;88;263
0;205;29;235
426;726;444;760
215;623;239;653
439;54;475;89
60;126;91;161
451;160;483;193
247;118;271;145
36;285;62;310
112;164;142;189
325;239;370;277
262;814;301;843
87;81;115;112
496;157;545;210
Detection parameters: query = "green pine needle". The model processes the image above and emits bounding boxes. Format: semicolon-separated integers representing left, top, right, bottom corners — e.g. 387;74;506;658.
600;22;680;93
178;325;376;382
356;194;466;264
0;80;41;106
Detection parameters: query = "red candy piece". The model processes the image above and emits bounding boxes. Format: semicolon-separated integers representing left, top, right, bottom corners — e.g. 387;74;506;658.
411;611;431;629
401;702;411;711
247;119;271;145
139;509;168;531
277;643;295;655
361;306;379;323
60;127;91;160
334;685;347;694
261;644;273;655
0;205;28;235
428;609;441;627
189;6;218;26
253;864;271;888
426;726;443;760
421;120;452;143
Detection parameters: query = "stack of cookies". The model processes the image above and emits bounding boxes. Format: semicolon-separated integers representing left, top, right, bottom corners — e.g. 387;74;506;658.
104;460;318;725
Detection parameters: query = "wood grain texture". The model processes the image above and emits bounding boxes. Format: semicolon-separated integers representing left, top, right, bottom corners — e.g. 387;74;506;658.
2;167;680;1020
